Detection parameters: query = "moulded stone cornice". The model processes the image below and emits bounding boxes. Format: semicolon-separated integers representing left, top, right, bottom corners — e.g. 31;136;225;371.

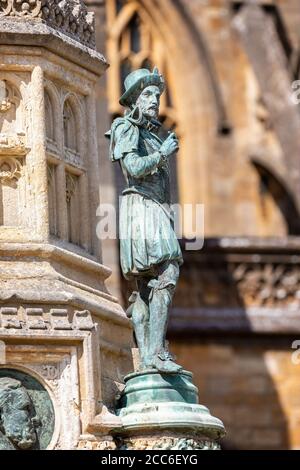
0;18;108;75
0;0;96;49
0;278;130;328
0;241;112;279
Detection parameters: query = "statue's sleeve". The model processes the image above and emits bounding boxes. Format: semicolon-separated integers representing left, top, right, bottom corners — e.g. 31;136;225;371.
110;119;139;161
122;152;161;178
112;119;162;178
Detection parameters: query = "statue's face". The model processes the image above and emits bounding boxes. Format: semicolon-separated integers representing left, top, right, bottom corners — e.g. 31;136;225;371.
135;85;160;120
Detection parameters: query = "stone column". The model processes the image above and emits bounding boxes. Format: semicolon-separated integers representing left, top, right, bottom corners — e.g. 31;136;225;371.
86;92;102;260
30;65;49;241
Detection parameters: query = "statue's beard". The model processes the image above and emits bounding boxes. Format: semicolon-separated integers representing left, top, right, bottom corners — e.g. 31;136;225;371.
129;104;159;123
137;105;158;120
144;109;158;120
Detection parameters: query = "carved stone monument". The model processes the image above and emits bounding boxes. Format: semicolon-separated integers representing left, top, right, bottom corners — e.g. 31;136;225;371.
0;0;133;450
108;68;226;449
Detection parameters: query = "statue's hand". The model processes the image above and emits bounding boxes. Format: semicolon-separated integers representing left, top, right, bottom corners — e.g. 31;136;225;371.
160;132;179;158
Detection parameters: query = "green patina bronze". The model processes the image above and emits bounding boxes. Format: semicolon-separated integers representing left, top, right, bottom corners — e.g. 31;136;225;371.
119;370;199;408
109;68;226;447
107;67;183;374
0;369;55;450
116;370;225;441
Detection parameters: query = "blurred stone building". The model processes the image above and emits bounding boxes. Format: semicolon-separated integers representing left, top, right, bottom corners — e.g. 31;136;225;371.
86;0;300;450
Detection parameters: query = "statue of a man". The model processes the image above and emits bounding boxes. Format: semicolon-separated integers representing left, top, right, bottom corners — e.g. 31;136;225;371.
108;68;183;373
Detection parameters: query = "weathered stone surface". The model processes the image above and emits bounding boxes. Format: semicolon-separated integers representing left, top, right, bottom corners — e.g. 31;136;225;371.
0;21;107;75
0;0;96;48
169;238;300;333
117;434;221;451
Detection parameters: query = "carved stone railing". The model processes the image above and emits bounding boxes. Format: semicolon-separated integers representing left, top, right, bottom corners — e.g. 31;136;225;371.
0;0;95;48
165;237;300;334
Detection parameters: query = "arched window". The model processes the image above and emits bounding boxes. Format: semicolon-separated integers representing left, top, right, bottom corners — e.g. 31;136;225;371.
63;99;78;153
45;89;55;142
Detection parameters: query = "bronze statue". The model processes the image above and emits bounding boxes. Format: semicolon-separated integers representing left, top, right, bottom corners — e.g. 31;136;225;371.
108;68;183;373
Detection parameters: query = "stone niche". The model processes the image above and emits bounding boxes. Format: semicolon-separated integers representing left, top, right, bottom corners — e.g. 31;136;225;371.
0;77;28;230
44;79;91;250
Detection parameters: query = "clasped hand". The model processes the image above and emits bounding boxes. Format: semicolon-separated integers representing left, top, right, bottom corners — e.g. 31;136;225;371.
160;132;179;158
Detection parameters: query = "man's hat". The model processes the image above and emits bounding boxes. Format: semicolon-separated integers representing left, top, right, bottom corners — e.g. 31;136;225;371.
119;67;165;107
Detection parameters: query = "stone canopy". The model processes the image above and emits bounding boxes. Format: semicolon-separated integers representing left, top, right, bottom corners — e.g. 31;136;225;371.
0;0;107;74
0;0;95;48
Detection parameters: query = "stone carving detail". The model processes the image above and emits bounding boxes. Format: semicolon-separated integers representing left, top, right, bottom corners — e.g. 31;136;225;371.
78;438;117;450
40;364;59;381
233;262;300;308
118;436;220;450
0;307;95;331
0;157;22;184
0;80;15;113
25;308;47;330
0;308;21;329
109;68;183;374
0;370;55;450
73;310;94;331
64;148;82;167
0;135;28;155
33;355;82;450
175;248;300;311
0;80;26;139
0;100;11;113
0;156;25;226
49;309;72;330
0;0;95;48
0;0;41;17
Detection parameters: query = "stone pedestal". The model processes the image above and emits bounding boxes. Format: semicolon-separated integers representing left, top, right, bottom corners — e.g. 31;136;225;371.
116;370;225;450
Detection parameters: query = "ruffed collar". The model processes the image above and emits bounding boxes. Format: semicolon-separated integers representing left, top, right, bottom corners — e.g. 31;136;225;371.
141;117;162;133
124;106;162;133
